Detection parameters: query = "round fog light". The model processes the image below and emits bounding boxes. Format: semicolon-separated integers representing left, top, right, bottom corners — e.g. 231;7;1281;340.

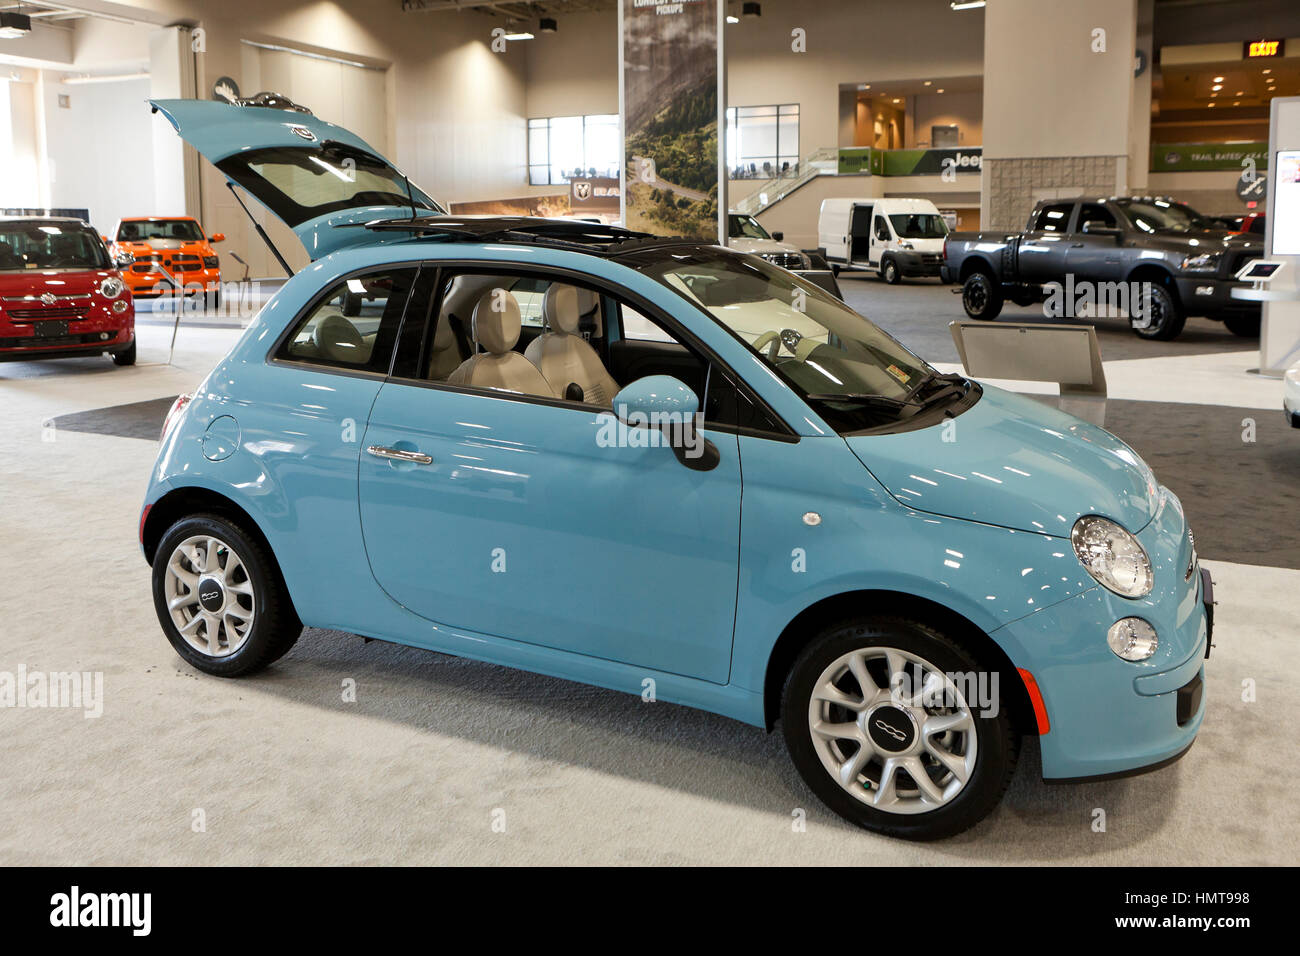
1108;617;1158;661
112;299;129;314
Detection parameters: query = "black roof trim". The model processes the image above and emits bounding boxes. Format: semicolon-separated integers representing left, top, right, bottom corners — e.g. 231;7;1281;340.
356;215;705;257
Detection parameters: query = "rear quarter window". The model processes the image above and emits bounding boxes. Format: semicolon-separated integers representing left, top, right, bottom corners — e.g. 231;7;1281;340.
276;268;417;373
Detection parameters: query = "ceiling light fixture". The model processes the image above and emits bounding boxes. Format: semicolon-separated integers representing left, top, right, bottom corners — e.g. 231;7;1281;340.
1213;76;1224;82
726;15;739;23
539;17;557;33
923;80;932;86
0;10;33;39
950;1;986;9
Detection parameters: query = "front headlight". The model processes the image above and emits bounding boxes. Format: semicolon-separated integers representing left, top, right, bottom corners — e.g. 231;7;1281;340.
99;276;125;299
203;255;219;269
1071;515;1153;597
1180;251;1222;272
898;241;914;250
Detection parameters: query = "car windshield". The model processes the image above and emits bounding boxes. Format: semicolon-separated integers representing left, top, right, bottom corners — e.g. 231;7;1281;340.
624;245;946;431
0;221;108;272
215;144;444;227
729;214;771;240
889;213;948;239
117;219;203;242
1114;199;1207;234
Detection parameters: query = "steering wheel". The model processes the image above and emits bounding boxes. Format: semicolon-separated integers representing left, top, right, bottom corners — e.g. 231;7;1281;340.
753;328;806;361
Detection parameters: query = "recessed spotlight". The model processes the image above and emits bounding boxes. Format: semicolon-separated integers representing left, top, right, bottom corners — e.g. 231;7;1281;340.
726;14;739;23
1263;69;1272;74
1208;103;1215;108
1213;76;1224;82
1236;90;1244;95
923;80;932;86
893;98;901;104
1212;84;1222;91
936;88;945;94
1233;100;1241;105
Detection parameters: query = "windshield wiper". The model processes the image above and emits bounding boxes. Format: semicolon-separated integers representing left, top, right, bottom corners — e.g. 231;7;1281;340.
804;393;920;409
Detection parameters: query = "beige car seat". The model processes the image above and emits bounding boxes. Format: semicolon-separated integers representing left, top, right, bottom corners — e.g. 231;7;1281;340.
525;284;620;405
448;289;556;397
427;312;465;381
312;311;367;363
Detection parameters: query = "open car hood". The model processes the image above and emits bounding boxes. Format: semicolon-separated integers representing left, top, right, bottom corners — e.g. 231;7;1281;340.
844;386;1161;538
149;99;444;261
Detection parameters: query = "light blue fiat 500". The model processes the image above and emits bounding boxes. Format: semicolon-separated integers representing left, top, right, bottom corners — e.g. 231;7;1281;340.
141;100;1212;839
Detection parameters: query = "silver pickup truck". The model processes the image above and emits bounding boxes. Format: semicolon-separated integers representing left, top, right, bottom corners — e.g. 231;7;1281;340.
941;196;1264;340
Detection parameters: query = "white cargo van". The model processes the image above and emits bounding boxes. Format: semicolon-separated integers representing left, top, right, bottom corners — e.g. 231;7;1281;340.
818;197;949;283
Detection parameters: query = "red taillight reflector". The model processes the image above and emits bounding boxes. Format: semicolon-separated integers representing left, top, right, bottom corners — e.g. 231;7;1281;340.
1018;668;1051;735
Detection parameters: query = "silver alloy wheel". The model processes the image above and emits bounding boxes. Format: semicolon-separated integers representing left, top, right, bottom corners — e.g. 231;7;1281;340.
164;534;256;658
807;646;978;814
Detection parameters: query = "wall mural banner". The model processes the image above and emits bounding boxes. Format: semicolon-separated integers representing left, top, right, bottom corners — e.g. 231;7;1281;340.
620;0;724;241
837;147;984;177
1151;143;1268;173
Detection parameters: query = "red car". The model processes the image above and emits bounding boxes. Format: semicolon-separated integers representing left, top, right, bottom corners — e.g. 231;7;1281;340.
0;217;136;366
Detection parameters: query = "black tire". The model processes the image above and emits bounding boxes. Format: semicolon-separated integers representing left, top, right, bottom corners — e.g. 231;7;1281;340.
151;513;301;677
1131;281;1185;340
781;615;1019;841
881;257;901;284
110;340;136;366
961;270;1003;320
1223;314;1261;338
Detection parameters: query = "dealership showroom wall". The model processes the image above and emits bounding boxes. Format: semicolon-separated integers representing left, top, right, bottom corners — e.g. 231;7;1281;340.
2;0;1299;886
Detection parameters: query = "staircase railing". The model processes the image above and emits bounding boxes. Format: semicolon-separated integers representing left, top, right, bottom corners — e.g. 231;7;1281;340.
732;147;839;216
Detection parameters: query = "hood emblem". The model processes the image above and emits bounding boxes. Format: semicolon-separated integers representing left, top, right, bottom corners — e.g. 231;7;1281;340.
40;293;57;306
288;124;316;142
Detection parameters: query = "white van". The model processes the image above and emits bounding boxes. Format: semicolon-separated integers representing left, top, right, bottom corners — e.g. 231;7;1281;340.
818;197;949;283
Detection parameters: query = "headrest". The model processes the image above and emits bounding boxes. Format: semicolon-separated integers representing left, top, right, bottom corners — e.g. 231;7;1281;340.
543;283;581;335
312;311;363;362
472;288;521;355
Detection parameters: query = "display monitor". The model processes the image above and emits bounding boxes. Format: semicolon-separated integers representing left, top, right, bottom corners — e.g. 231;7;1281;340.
1274;150;1300;256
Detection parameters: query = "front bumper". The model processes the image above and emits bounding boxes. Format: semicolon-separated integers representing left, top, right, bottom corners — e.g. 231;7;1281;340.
125;267;220;297
893;250;944;277
992;490;1211;780
0;307;134;361
1173;275;1260;318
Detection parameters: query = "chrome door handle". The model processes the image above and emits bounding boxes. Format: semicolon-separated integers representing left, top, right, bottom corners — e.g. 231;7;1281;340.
367;444;432;465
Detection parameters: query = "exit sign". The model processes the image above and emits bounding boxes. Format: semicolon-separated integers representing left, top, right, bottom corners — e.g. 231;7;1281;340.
1245;38;1284;58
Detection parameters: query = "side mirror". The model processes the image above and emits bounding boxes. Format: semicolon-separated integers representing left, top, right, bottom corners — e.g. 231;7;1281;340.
209;233;226;243
1082;221;1122;239
611;375;719;472
772;230;785;241
114;251;135;268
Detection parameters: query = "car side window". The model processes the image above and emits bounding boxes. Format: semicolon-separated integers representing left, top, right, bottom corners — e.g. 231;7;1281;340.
277;269;416;373
1031;202;1075;232
1077;203;1117;230
873;216;891;241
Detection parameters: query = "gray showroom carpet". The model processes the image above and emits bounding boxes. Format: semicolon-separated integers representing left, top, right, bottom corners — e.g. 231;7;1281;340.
51;396;176;441
1101;400;1300;569
839;277;1259;365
